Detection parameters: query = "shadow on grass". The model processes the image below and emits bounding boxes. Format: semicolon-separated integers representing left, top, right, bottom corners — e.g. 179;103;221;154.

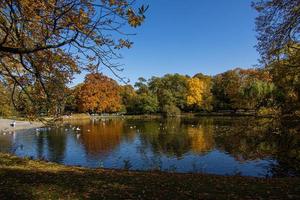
0;166;300;200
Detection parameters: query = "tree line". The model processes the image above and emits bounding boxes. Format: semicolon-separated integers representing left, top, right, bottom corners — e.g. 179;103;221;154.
66;63;296;117
1;63;293;117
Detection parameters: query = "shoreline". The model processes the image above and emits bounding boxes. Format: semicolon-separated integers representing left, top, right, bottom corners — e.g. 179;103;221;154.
0;153;299;199
0;119;43;132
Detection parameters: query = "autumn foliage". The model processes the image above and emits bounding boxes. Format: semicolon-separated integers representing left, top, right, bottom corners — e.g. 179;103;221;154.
76;73;121;113
0;0;147;118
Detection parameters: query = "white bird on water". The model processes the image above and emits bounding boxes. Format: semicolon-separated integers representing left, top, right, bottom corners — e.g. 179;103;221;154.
76;127;81;131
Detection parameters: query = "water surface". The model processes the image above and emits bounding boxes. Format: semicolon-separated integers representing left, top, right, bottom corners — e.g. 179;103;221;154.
0;117;299;177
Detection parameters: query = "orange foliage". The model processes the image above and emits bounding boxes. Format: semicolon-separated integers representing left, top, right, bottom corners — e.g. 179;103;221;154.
77;73;121;113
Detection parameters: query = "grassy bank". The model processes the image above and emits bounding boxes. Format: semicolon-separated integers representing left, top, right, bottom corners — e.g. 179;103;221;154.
0;154;299;200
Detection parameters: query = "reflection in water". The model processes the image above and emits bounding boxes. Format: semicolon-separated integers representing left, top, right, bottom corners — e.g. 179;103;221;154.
188;126;214;154
138;118;192;158
79;120;124;157
0;117;299;177
46;129;67;163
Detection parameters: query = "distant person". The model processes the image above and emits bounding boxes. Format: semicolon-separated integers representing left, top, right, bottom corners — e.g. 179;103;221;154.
10;121;16;128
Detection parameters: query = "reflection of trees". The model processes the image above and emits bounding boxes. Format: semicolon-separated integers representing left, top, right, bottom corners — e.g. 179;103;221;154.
214;118;276;161
79;119;126;157
46;129;67;163
213;117;300;177
138;118;216;158
138;118;192;158
269;122;300;177
187;126;214;154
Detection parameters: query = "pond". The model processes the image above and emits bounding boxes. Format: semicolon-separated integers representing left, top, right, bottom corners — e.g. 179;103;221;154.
0;117;299;177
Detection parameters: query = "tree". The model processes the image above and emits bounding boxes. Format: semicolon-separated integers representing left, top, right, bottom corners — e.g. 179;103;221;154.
253;0;300;64
0;81;15;117
238;69;276;111
187;78;205;108
268;46;300;115
0;49;78;119
148;74;189;112
76;73;121;113
212;68;275;111
187;74;213;111
253;0;300;116
134;93;159;114
120;84;137;113
64;85;82;114
0;0;147;55
129;78;159;114
212;69;241;110
0;0;147;118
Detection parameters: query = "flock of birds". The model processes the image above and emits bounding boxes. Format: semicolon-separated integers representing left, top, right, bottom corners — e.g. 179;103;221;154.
0;119;206;139
37;125;83;139
0;120;85;140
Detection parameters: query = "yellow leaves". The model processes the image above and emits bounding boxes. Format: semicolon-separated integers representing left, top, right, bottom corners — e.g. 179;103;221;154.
127;9;144;27
187;78;205;107
115;39;133;49
109;0;116;6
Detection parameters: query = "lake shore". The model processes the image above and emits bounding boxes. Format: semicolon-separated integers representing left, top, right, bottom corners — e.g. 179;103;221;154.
0;119;43;132
0;153;299;200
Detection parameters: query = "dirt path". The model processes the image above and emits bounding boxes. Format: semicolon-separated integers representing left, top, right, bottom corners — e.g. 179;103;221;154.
0;119;43;132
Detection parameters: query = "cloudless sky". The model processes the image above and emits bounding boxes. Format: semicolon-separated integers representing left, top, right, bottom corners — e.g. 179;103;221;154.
72;0;259;85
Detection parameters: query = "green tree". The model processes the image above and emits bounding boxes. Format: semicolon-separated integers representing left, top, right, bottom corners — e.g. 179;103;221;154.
130;78;159;114
212;68;276;112
148;74;189;112
212;69;241;110
120;85;137;113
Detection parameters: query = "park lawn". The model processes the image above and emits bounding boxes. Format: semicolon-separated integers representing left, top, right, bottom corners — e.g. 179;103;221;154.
0;153;299;200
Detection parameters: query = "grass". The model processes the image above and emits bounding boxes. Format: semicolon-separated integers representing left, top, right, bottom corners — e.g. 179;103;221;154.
0;154;299;199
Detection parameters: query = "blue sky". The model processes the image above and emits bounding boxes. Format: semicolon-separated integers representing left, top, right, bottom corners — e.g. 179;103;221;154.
72;0;259;85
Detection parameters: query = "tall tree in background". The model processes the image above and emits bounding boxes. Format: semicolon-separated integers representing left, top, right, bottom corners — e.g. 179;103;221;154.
212;68;275;111
212;69;241;110
119;84;136;113
238;69;276;111
148;74;189;112
0;0;147;118
187;73;213;111
187;78;205;110
132;78;159;114
76;73;121;113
